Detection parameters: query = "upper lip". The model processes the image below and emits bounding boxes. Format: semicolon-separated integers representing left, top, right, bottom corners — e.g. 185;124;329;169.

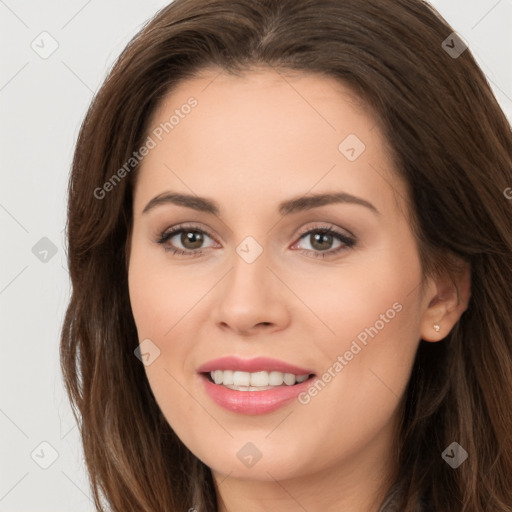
197;356;315;375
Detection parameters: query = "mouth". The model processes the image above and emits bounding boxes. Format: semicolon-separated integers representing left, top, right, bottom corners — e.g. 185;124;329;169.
199;371;317;414
197;356;317;414
202;370;316;391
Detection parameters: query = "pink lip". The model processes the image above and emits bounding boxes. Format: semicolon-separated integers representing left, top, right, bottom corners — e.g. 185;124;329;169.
197;356;314;375
199;373;316;415
197;356;316;415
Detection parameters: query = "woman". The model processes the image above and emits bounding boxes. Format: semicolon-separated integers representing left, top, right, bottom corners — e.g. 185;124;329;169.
60;0;512;510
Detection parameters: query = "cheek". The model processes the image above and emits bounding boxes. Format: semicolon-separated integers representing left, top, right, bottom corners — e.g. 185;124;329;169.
292;238;423;404
296;241;423;416
127;246;199;425
291;241;422;357
128;241;199;338
127;240;211;386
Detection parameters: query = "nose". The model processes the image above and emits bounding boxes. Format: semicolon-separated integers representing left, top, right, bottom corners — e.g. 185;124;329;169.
211;247;290;337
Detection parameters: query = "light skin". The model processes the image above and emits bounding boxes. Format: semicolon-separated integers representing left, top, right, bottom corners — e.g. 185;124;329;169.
127;67;471;512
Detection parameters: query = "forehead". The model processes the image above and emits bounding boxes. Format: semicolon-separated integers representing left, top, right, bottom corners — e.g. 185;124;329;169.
151;67;373;134
134;67;404;218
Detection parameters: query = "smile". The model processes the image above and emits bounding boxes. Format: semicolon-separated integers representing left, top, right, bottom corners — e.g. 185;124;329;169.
207;370;310;390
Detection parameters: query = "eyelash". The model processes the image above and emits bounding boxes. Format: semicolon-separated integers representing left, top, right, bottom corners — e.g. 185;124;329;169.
156;223;356;259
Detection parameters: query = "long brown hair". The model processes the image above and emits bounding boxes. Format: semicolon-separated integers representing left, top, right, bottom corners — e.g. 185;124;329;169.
60;0;512;510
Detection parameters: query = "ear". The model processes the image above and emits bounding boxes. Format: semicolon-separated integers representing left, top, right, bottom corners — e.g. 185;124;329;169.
420;258;471;342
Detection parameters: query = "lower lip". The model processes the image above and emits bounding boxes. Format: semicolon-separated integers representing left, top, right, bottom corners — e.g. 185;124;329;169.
199;373;315;415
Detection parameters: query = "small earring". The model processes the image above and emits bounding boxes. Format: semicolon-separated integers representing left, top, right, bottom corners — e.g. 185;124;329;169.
433;324;440;332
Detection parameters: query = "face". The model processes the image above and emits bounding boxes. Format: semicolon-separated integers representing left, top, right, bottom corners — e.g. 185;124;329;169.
128;68;435;487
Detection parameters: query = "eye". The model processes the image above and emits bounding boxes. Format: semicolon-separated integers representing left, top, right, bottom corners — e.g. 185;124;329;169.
156;223;218;257
291;225;356;258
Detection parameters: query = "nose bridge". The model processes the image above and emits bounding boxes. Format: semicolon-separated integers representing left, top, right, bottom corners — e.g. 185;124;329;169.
228;233;272;298
212;231;288;332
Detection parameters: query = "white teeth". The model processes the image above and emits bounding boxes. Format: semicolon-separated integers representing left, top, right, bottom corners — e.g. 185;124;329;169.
250;371;268;387
283;373;296;385
233;371;250;387
222;369;234;385
209;370;310;387
269;371;284;386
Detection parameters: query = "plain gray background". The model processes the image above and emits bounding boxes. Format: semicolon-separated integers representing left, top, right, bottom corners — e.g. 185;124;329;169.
1;1;511;510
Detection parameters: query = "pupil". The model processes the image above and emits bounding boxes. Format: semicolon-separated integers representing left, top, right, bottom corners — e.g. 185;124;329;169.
182;231;203;249
312;232;332;251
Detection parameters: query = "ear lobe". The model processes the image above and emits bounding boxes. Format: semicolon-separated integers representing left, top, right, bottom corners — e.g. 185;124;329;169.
420;259;471;342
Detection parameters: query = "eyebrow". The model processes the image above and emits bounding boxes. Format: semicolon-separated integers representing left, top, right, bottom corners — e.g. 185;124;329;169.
142;191;380;216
